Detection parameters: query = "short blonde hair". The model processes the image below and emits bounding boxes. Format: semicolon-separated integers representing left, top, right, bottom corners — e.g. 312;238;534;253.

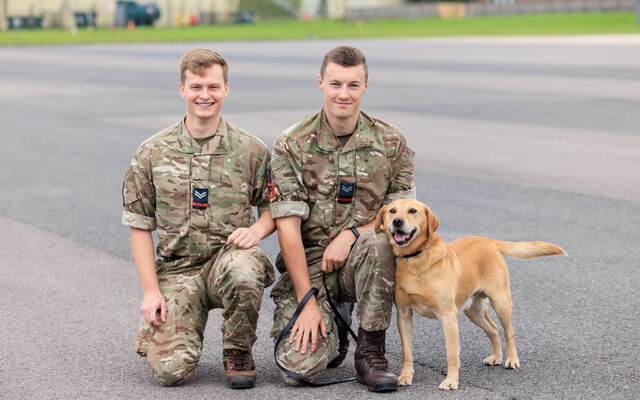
180;48;228;84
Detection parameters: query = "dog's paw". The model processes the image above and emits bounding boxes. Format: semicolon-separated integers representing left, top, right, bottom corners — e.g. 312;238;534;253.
438;378;458;390
483;355;502;366
397;367;413;386
398;374;413;386
505;357;520;369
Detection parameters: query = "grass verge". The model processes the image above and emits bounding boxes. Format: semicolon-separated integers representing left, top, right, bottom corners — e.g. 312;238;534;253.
1;12;639;46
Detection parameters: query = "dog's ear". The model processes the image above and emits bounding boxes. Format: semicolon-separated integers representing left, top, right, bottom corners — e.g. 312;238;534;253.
375;204;388;234
424;204;440;239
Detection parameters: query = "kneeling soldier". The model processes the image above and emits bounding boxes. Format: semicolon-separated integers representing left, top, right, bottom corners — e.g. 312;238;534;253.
270;46;416;392
122;48;275;388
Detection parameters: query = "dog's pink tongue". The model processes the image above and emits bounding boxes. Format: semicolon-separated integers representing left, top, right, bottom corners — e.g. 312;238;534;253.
394;231;410;242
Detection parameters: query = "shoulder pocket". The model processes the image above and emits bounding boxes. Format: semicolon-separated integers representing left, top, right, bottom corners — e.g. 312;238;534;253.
123;190;141;206
270;156;299;196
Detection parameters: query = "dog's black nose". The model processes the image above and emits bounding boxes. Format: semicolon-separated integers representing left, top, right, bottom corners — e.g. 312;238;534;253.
393;217;404;227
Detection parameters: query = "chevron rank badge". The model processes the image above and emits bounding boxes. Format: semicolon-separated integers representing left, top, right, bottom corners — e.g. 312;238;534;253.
192;187;209;210
337;181;355;204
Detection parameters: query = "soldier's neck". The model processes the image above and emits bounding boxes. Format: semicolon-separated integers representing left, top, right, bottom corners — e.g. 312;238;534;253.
326;112;359;136
185;114;221;139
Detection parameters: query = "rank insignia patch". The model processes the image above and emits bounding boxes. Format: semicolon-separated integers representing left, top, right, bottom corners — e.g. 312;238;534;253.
192;187;209;210
338;181;355;204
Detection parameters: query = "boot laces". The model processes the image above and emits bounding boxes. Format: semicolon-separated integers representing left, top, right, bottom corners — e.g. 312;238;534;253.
224;349;252;371
362;335;389;370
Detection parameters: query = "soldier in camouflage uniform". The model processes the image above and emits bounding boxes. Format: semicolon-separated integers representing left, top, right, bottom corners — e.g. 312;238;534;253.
122;48;275;388
270;46;416;392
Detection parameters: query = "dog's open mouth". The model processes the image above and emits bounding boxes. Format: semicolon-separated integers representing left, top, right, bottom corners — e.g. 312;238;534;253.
392;228;417;246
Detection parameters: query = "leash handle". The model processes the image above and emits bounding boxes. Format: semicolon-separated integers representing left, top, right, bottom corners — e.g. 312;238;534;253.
274;282;357;386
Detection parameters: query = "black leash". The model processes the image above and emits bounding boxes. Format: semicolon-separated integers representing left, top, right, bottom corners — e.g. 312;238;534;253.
322;273;358;342
274;273;358;386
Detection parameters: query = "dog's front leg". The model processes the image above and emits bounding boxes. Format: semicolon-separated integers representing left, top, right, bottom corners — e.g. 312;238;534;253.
439;311;460;390
397;306;414;386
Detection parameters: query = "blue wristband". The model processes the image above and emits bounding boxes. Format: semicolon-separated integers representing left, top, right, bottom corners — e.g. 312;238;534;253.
349;227;360;239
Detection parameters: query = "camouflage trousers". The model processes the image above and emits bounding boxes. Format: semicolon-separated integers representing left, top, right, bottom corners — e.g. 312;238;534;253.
270;229;395;383
136;245;274;386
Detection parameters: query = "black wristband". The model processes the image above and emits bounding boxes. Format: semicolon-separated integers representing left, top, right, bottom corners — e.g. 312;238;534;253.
349;227;360;239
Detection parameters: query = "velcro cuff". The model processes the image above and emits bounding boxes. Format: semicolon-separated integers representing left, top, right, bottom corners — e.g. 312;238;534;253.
270;201;310;220
384;187;417;204
121;211;156;230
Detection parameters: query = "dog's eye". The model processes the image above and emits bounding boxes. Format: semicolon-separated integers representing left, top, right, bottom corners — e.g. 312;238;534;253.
389;209;396;214
409;208;417;214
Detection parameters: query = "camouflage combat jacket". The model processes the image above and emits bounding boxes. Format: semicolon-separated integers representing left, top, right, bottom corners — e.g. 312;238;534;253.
270;109;416;247
122;118;271;273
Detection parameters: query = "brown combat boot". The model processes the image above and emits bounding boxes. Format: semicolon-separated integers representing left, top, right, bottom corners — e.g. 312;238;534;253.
222;349;257;389
354;327;397;392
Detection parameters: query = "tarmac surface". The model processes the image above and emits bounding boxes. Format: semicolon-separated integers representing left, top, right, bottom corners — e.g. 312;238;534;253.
1;36;639;399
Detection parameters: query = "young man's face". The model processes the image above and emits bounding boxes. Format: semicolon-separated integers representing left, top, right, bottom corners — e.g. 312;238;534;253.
319;62;368;123
179;64;229;122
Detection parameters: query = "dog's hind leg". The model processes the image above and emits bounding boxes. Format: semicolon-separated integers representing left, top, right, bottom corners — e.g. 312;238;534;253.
490;293;520;369
464;296;502;366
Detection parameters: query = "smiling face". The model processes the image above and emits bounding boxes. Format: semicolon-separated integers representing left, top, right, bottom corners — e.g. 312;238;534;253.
179;64;229;124
388;211;418;247
375;199;440;253
318;62;368;125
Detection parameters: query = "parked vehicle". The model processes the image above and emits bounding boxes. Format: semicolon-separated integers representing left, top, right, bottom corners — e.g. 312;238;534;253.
116;1;160;27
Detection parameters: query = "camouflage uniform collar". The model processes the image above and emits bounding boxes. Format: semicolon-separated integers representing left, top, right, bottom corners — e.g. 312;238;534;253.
317;108;373;152
179;117;230;155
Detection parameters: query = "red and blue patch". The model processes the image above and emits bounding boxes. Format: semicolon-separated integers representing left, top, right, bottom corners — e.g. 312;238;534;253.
337;181;355;204
192;187;208;210
267;167;274;199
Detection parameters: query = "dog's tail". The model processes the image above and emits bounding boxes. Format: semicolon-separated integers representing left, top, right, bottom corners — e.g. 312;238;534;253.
492;240;567;259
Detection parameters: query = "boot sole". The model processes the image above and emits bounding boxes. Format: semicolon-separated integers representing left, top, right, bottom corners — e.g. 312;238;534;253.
357;374;398;392
227;377;256;389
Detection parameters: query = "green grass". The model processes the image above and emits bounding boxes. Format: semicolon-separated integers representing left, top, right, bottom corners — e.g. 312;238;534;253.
1;12;639;46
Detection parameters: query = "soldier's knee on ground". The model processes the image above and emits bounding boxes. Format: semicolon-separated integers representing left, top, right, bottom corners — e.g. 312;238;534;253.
151;357;195;386
277;359;328;386
280;372;306;387
274;330;336;385
147;342;201;386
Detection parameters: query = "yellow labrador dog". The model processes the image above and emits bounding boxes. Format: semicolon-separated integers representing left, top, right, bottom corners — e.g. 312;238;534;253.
375;199;566;390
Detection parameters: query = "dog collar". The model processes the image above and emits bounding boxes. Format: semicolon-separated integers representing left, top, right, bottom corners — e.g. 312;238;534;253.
400;249;423;259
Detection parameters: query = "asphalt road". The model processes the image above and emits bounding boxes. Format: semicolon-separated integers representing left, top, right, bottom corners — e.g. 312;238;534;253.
1;36;639;399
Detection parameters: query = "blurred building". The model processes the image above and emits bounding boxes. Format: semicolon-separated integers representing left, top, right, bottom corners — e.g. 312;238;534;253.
301;0;404;19
1;0;240;29
1;0;636;30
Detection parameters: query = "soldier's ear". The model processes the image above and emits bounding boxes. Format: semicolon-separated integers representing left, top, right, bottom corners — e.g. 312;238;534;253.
375;205;388;234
